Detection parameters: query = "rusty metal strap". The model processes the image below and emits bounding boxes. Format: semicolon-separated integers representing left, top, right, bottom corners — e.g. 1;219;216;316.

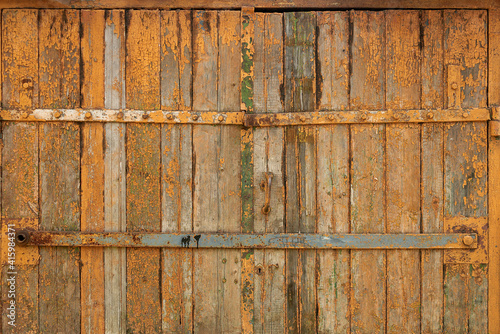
16;230;477;249
0;108;491;125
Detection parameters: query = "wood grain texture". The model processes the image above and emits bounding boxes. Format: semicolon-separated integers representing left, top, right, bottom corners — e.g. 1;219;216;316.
489;9;500;334
38;9;81;334
284;11;317;334
316;10;350;334
1;10;39;334
125;9;162;334
0;0;498;9
385;10;421;334
192;10;242;333
103;9;127;334
81;10;105;334
421;10;445;334
160;9;193;334
253;12;286;334
350;10;386;334
443;10;488;334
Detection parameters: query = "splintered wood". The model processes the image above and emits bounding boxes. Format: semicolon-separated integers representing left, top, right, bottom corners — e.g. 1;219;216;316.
0;8;493;334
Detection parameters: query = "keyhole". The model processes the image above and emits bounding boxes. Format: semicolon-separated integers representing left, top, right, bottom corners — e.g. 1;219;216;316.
255;265;264;276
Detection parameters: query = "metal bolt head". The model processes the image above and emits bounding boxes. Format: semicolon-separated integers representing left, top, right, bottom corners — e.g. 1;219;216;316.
192;115;199;121
426;112;434;119
85;112;92;119
142;113;149;119
117;112;124;120
328;114;335;121
463;235;474;246
167;114;173;120
393;113;400;120
54;111;62;119
218;115;224;122
22;82;30;89
451;82;458;90
360;114;367;121
299;115;306;122
462;112;470;118
21;112;29;119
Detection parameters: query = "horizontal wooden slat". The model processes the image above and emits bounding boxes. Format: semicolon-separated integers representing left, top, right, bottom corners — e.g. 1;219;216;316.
0;0;497;9
0;108;491;124
17;231;478;249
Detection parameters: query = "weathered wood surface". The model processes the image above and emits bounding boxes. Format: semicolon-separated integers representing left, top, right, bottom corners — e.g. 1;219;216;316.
38;9;81;333
0;0;498;9
125;9;162;334
1;9;39;334
350;10;386;334
253;11;286;334
443;10;488;334
160;9;193;334
489;9;500;334
103;9;127;334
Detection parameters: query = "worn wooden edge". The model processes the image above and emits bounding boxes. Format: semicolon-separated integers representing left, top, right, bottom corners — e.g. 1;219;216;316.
16;231;478;249
0;108;491;125
0;0;497;9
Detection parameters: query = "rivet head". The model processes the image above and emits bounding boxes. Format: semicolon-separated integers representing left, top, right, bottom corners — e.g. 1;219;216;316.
393;113;400;120
22;112;29;119
463;235;474;246
218;115;224;122
222;258;227;264
426;112;434;119
192;115;199;121
85;112;92;119
328;114;335;121
142;113;149;119
299;116;306;122
167;114;174;120
54;111;62;119
360;114;367;121
462;112;470;118
22;82;29;89
451;82;458;90
117;112;124;120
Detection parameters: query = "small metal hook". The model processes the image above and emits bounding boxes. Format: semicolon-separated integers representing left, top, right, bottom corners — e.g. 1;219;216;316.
260;172;274;215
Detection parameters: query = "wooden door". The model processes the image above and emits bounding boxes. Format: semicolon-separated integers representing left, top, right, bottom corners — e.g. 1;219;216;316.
0;8;499;334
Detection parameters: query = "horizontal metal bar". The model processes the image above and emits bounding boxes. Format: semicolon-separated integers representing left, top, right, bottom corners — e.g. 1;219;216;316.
0;108;491;125
16;231;477;249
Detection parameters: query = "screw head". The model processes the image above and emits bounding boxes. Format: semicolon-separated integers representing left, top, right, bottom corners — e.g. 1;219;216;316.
167;114;174;120
21;112;29;119
299;115;306;122
54;111;62;119
426;112;434;119
192;115;199;121
328;114;335;121
22;82;29;89
85;112;92;119
451;82;458;90
218;115;224;122
117;112;124;120
142;113;149;119
462;112;470;118
463;235;474;246
360;114;367;121
393;113;400;120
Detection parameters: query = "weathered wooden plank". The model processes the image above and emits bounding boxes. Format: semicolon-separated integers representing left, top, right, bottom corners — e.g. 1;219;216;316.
0;0;499;9
81;10;105;334
240;7;254;334
125;9;162;334
489;9;500;334
350;10;386;334
284;11;317;334
421;10;444;333
316;10;350;334
103;9;127;334
253;12;286;334
38;9;81;333
1;9;39;333
160;9;193;334
385;10;421;334
443;10;488;333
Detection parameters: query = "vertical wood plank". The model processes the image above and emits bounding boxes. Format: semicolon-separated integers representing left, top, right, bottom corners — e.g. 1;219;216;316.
125;9;162;334
350;10;386;334
443;10;488;334
284;11;317;334
421;9;445;333
103;9;127;334
316;10;350;334
385;10;421;334
489;9;500;334
38;9;81;334
192;11;219;333
240;7;255;334
1;9;39;334
253;12;286;334
160;9;193;334
81;10;105;334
